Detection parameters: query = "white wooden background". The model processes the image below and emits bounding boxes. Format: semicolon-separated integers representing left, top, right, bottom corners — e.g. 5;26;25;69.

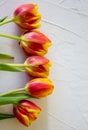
0;0;88;130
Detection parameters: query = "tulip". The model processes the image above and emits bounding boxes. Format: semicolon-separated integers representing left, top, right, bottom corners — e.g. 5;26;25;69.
13;3;41;30
20;31;52;56
0;31;52;56
0;56;51;77
13;100;41;126
0;78;54;98
24;56;51;77
25;78;54;98
0;3;41;30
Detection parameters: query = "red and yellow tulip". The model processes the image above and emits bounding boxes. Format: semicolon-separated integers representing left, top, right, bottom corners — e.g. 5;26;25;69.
24;56;51;77
13;100;41;126
20;31;52;56
14;3;41;30
25;78;54;98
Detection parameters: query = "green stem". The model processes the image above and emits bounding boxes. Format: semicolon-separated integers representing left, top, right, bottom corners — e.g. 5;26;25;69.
0;63;24;72
0;33;22;41
0;88;25;96
0;18;14;26
0;63;31;72
0;33;27;43
0;113;15;120
7;63;31;68
7;63;31;71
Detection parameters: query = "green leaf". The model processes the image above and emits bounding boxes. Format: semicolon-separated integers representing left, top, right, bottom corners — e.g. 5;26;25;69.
0;93;30;105
0;63;23;72
0;113;15;120
0;53;14;59
0;16;8;23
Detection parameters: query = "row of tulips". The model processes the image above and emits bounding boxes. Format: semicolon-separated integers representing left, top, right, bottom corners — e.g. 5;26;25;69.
0;3;54;127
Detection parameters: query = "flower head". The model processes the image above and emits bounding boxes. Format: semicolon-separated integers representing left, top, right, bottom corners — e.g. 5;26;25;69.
14;3;41;30
24;56;51;77
20;31;52;56
13;100;41;126
25;78;54;98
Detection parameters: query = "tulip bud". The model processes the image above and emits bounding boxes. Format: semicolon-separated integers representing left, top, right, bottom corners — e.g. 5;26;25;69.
25;78;54;98
20;31;52;56
14;3;41;30
13;100;41;126
24;56;51;77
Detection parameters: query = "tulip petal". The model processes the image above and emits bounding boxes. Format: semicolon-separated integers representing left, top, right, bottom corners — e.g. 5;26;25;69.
13;107;31;126
17;22;40;30
14;4;38;16
25;56;50;66
23;31;51;45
